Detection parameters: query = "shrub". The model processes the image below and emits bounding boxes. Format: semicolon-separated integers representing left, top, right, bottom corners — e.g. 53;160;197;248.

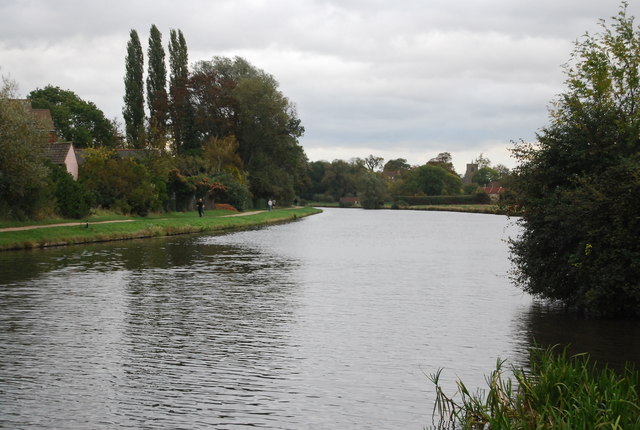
49;163;93;219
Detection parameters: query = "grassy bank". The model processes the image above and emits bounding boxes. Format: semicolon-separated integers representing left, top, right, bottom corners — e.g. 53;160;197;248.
307;202;502;214
0;207;321;251
401;204;502;214
429;346;639;429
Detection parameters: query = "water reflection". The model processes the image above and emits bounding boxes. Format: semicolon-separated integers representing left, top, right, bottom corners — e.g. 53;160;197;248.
1;208;638;429
514;301;640;371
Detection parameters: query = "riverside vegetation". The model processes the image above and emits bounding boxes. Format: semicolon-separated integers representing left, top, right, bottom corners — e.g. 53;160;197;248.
428;346;640;429
427;4;640;428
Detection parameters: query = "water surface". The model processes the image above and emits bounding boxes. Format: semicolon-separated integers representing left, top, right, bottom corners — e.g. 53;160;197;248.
1;208;638;429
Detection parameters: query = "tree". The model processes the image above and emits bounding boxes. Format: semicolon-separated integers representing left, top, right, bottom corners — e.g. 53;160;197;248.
358;171;386;209
428;152;457;174
383;158;410;172
472;166;500;186
147;24;169;150
406;164;462;195
202;135;243;175
189;56;307;204
472;153;491;169
363;154;384;172
123;29;145;148
29;86;119;148
168;28;195;154
0;78;52;219
79;148;161;216
510;3;640;316
321;159;360;200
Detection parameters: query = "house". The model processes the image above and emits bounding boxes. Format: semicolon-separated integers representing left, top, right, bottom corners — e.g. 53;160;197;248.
339;196;359;207
48;142;79;180
480;181;505;201
15;100;78;180
30;107;57;143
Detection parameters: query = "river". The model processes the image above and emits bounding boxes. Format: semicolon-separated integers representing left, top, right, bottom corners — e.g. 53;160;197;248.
1;208;638;429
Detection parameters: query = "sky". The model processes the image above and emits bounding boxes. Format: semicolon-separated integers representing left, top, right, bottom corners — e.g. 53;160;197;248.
1;0;636;173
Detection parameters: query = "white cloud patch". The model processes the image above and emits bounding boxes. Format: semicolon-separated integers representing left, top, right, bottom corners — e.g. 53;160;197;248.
1;0;637;170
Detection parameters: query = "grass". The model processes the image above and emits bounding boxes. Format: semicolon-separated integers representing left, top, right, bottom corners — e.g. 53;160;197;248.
402;204;502;214
0;207;322;251
428;345;640;429
307;201;502;214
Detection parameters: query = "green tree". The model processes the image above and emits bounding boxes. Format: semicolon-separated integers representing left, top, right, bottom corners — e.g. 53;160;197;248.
363;154;384;172
428;152;457;175
147;24;169;150
168;28;195;154
321;159;361;200
383;158;410;172
29;86;119;148
79;148;161;216
358;171;386;209
472;166;500;186
0;78;52;219
123;29;145;148
406;164;462;195
190;56;307;204
510;3;640;316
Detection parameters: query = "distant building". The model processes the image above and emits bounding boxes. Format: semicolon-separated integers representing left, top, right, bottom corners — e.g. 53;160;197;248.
480;181;505;201
48;143;79;180
339;196;359;206
463;163;478;185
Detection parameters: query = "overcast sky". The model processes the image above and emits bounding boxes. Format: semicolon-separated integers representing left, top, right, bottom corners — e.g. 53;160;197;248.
1;0;635;173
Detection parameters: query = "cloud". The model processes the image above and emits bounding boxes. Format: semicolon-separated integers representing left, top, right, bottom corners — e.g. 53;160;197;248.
1;0;637;173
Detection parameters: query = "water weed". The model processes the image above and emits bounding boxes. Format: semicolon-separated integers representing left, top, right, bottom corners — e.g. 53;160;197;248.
428;345;639;429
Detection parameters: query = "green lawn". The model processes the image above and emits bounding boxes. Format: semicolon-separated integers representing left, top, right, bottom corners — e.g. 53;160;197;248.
0;207;322;251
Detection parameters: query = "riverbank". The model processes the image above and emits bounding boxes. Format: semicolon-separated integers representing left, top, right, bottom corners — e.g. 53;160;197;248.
309;202;503;214
0;207;322;251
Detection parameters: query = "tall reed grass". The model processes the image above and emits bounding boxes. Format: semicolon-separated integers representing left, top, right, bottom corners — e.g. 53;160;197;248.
428;345;639;429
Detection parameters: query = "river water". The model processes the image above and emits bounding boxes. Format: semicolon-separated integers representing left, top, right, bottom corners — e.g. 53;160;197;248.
1;208;638;429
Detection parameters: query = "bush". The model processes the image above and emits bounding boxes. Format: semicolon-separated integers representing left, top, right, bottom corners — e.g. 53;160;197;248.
49;163;93;219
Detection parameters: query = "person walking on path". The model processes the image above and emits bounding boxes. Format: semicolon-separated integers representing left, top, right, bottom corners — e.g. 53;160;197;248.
197;198;205;217
268;200;273;211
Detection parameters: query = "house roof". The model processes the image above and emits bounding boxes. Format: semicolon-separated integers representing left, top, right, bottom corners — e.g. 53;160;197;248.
48;143;74;165
30;108;55;131
481;184;505;195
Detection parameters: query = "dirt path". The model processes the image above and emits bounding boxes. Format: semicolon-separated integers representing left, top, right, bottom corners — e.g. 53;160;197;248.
220;210;264;217
0;219;135;233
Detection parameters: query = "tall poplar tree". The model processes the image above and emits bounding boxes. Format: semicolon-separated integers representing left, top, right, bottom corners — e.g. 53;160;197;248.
123;29;145;149
168;28;195;154
147;24;169;150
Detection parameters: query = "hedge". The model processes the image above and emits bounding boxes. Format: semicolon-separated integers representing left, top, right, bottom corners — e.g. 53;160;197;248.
393;193;490;205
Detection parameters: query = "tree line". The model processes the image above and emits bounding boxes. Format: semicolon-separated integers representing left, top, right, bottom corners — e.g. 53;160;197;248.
303;152;510;208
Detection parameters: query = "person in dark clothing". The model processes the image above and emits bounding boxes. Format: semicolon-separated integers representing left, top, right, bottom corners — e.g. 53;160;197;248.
197;198;205;217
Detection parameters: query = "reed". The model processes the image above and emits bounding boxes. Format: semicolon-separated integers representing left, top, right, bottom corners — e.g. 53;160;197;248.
428;345;639;429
